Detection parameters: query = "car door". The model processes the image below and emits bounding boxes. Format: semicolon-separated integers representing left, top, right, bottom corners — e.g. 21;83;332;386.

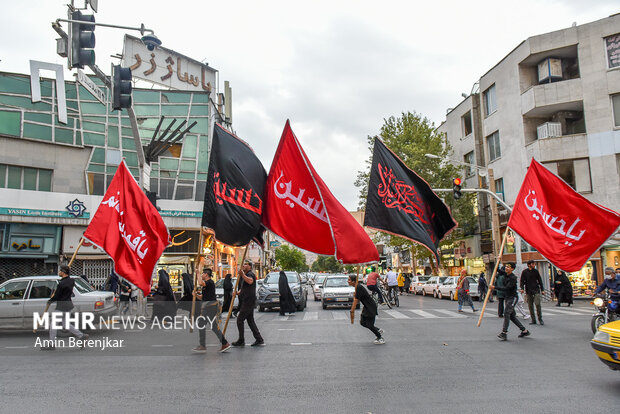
23;279;58;329
0;279;31;328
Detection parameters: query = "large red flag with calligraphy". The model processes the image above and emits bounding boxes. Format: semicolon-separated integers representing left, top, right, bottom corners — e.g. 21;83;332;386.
508;159;620;272
262;120;378;264
84;161;170;294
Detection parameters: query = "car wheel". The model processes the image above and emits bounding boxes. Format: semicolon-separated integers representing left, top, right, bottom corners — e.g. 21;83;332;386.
438;290;443;299
591;315;606;334
314;295;319;301
433;290;438;298
322;303;327;310
258;306;264;312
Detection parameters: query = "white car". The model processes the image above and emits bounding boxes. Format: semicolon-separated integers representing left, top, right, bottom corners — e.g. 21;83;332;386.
421;276;448;297
0;275;116;330
437;276;480;300
321;275;358;310
312;274;329;301
411;276;431;294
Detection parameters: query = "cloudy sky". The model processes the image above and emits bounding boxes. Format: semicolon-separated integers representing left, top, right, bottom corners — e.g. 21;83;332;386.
2;1;618;209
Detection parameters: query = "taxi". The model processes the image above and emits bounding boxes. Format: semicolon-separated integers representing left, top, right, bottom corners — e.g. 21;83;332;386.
590;320;620;371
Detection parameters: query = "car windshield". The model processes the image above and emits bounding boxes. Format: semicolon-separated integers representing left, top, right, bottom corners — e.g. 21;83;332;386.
264;272;298;284
324;277;349;287
315;275;327;284
73;277;94;293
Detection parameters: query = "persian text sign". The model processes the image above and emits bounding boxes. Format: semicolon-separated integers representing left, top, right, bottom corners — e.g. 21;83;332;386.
121;35;216;92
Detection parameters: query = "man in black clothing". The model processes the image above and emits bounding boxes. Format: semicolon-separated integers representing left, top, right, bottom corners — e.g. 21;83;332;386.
490;263;530;341
349;275;385;345
232;261;264;347
520;260;545;325
192;268;230;353
42;265;89;350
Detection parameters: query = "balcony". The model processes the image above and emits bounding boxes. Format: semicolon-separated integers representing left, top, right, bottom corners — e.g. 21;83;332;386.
525;133;589;163
521;78;583;117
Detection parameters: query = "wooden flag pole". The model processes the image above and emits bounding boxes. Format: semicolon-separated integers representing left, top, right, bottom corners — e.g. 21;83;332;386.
350;265;361;324
222;246;248;336
476;229;509;327
189;231;205;333
68;237;85;267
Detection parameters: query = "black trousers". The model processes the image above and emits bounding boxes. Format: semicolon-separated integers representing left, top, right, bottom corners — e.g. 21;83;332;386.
198;301;227;346
360;313;381;338
236;303;263;343
497;297;505;317
502;296;526;333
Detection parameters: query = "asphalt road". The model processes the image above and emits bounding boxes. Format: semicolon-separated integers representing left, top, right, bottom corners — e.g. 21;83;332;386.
1;288;618;413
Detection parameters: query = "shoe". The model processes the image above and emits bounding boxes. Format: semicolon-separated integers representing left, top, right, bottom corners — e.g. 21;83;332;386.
556;303;561;307
458;310;464;313
374;337;386;345
219;343;231;353
472;309;478;312
192;346;207;353
250;340;265;347
41;345;56;351
518;330;531;338
379;328;384;336
231;340;245;347
529;321;537;325
539;319;544;326
524;315;530;319
498;314;504;318
497;332;507;341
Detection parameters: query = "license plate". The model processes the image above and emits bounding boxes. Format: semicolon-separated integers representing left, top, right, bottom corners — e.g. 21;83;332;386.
336;298;348;302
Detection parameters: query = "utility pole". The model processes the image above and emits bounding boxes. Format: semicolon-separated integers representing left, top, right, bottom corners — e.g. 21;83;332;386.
487;168;501;266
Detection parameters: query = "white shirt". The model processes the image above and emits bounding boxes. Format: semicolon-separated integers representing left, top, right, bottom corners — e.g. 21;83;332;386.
386;271;398;286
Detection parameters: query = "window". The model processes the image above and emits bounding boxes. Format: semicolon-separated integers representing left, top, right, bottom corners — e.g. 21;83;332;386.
483;84;497;116
0;164;52;191
542;158;592;193
464;151;475;177
605;33;620;69
0;280;30;300
28;280;57;299
462;111;473;136
494;178;504;201
613;94;620;128
486;131;501;162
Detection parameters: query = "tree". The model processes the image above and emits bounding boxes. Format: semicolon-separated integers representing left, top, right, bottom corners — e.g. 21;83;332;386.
274;245;307;273
310;255;343;273
355;111;478;266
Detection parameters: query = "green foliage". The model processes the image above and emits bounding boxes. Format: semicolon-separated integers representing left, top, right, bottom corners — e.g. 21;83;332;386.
310;255;343;273
355;111;478;263
274;245;307;273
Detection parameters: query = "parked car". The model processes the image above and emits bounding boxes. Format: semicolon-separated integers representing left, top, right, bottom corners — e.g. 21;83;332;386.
590;319;620;371
256;271;307;312
312;274;329;301
437;276;479;300
321;274;359;310
420;276;448;297
0;275;116;330
214;277;238;310
410;275;431;294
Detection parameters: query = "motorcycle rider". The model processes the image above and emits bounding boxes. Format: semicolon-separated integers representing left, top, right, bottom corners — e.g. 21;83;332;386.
594;267;619;301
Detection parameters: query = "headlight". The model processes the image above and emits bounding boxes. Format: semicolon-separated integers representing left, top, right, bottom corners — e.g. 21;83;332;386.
593;330;610;343
593;298;604;307
323;293;334;297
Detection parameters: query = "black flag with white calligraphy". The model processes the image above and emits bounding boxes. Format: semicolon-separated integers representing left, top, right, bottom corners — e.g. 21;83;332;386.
364;138;457;264
202;124;267;246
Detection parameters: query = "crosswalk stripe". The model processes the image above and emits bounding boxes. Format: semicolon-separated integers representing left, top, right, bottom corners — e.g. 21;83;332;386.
303;312;318;321
276;316;289;321
434;309;467;318
383;310;409;319
408;310;439;318
331;311;348;320
544;308;587;315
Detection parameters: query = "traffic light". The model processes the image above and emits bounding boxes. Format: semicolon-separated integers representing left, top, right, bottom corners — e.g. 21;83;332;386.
69;10;96;68
112;65;132;110
453;178;462;199
146;191;161;211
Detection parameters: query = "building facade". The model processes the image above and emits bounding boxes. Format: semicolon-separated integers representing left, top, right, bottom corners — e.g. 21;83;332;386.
438;14;620;295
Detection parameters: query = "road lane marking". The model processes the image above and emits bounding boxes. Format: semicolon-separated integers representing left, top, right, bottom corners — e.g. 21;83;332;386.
276;316;289;321
408;310;439;318
544;308;589;315
303;312;318;321
278;328;295;331
331;311;348;320
151;344;174;347
291;342;312;345
5;346;29;349
434;309;467;318
383;310;409;319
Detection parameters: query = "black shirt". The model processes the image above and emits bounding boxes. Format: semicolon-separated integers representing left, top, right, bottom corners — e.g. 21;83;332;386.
520;268;544;294
239;271;257;306
201;279;216;301
355;284;377;317
49;276;75;311
495;273;518;298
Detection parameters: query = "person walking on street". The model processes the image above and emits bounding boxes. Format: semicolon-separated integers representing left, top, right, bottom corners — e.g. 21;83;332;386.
457;270;477;313
232;261;264;347
490;262;531;341
192;268;230;354
349;275;385;344
520;260;545;325
222;273;234;316
397;273;405;295
478;272;492;303
365;267;384;304
496;267;506;318
42;265;89;350
403;274;412;295
278;271;296;316
554;270;573;306
119;279;132;315
385;267;399;302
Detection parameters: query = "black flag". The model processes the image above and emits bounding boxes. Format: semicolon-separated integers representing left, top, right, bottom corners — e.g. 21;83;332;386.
202;124;266;246
364;138;457;264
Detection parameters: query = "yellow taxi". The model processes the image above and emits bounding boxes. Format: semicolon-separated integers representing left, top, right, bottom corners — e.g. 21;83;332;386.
590;320;620;371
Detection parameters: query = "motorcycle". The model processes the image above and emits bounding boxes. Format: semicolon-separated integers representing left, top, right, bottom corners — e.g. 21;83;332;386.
591;293;620;333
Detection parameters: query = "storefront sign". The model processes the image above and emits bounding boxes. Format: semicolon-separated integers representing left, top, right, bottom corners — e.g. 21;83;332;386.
121;35;216;93
10;237;43;252
159;210;202;218
63;226;105;254
269;241;281;248
0;207;90;219
165;230;200;254
76;69;105;104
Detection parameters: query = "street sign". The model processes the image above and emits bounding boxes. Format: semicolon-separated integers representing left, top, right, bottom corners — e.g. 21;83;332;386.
269;241;281;248
76;69;105;104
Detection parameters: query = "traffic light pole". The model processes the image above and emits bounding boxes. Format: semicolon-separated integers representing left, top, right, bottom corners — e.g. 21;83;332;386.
432;188;512;212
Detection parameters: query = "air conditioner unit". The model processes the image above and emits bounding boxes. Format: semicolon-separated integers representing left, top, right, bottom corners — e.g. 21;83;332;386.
537;122;562;139
538;57;563;83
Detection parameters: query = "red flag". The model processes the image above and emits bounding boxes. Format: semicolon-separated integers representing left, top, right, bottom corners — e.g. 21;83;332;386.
508;159;620;272
262;120;378;264
84;162;170;294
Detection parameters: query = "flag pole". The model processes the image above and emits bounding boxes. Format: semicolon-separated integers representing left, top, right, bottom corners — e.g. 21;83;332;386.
350;265;361;324
68;237;85;267
222;246;248;336
477;229;509;327
189;230;205;333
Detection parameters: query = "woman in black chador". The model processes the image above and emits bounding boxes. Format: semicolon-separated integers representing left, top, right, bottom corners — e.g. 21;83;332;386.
278;271;297;316
176;272;194;313
554;270;573;307
222;273;234;314
152;269;177;320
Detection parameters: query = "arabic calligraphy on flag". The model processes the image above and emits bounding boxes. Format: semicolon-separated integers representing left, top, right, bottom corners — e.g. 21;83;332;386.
364;138;457;264
83;161;170;294
262;120;378;264
202;124;267;246
508;159;620;272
